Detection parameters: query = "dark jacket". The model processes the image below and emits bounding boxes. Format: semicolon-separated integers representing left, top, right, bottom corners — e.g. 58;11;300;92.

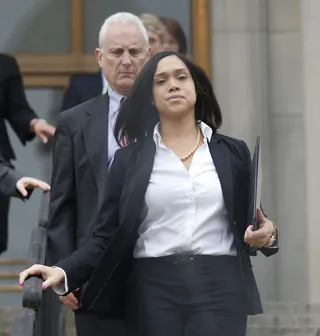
47;94;110;266
0;53;37;160
56;133;279;319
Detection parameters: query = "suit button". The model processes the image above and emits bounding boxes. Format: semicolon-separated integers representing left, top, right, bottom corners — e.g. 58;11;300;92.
233;221;237;226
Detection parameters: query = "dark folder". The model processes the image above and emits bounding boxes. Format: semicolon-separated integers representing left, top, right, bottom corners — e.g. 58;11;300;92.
247;136;262;255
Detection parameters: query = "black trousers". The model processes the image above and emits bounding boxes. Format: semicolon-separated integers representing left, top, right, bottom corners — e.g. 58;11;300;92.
75;310;127;336
126;255;248;336
0;195;9;254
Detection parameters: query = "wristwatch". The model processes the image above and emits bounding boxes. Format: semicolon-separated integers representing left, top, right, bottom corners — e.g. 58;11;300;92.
263;221;278;248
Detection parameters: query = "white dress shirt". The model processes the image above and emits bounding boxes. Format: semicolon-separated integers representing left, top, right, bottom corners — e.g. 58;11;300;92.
107;86;124;165
101;71;108;94
133;122;236;258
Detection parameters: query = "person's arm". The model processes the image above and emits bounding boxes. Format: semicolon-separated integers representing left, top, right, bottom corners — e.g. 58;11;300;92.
3;55;37;144
0;158;23;197
3;54;55;144
55;149;126;293
19;149;127;293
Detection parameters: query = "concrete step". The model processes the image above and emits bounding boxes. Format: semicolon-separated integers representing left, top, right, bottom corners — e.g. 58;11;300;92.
0;285;20;292
247;326;320;336
0;308;19;336
0;259;28;307
0;259;27;266
0;271;19;279
248;302;320;327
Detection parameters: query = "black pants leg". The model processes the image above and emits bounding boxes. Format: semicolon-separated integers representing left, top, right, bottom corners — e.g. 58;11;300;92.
0;195;9;254
126;266;184;336
127;255;249;336
185;312;247;336
75;311;127;336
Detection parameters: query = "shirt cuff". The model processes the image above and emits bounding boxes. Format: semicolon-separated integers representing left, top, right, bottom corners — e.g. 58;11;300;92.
52;267;69;295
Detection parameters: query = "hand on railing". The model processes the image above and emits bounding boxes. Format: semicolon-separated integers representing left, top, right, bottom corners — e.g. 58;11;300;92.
21;191;50;310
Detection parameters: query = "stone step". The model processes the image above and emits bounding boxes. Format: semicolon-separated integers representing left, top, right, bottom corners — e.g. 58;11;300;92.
247;326;320;336
0;285;20;292
248;302;320;327
0;271;19;279
0;259;27;266
0;259;27;296
0;308;19;335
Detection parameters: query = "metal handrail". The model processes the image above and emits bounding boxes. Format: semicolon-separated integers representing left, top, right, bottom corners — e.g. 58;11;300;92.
12;191;52;336
22;191;49;310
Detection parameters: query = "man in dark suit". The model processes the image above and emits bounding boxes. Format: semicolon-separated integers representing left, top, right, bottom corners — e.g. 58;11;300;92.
0;153;50;198
0;53;55;254
61;70;107;111
45;12;150;336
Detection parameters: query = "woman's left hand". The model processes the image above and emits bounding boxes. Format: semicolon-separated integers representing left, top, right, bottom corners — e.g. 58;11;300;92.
244;208;274;248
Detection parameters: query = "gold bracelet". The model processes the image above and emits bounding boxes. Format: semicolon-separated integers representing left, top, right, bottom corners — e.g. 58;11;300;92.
263;221;278;248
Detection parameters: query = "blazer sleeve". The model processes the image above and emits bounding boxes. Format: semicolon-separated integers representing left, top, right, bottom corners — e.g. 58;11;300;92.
61;76;80;111
55;149;126;293
0;154;33;199
46;116;77;265
241;141;279;257
3;55;37;144
0;161;21;197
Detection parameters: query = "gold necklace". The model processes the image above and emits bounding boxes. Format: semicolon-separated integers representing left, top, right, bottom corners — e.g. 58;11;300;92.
161;127;201;161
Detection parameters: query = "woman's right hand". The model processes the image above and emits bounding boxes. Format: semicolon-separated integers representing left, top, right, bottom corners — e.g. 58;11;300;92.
19;264;64;290
16;177;50;197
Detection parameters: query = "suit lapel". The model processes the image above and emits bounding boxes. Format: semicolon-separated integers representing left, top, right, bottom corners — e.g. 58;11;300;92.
82;94;109;202
121;138;156;229
208;134;234;224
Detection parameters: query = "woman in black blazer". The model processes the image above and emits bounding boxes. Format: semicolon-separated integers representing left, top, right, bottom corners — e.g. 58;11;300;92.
20;51;279;336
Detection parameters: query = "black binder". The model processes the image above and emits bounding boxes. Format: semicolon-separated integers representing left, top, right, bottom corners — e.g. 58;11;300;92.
247;136;262;255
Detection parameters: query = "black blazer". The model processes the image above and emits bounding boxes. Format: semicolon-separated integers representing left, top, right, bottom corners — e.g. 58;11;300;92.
0;53;37;160
61;71;103;111
56;133;279;318
47;94;110;266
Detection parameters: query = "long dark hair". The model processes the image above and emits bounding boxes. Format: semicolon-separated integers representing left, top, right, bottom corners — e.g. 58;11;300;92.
114;51;222;146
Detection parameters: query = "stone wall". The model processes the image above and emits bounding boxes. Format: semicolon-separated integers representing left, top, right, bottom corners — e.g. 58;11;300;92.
210;0;320;305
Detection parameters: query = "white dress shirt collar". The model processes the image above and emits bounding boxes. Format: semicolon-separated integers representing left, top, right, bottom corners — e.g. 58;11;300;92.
101;71;108;94
153;121;213;146
107;86;125;117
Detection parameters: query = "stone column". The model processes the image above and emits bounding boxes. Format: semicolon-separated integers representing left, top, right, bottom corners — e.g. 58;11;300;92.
301;0;320;303
210;0;276;299
267;0;308;302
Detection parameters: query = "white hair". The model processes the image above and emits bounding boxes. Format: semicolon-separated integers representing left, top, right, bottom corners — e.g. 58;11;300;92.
99;12;149;49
